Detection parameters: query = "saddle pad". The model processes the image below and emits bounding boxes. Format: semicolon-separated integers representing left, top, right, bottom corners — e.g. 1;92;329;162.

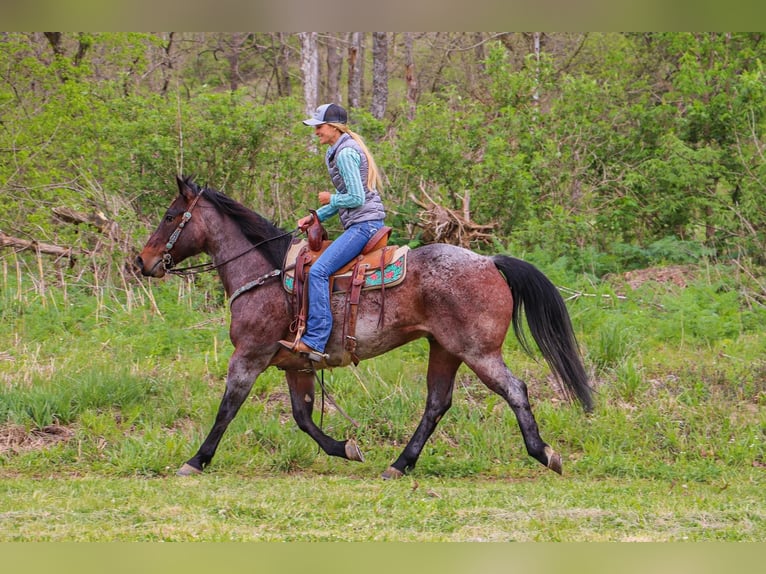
283;241;409;294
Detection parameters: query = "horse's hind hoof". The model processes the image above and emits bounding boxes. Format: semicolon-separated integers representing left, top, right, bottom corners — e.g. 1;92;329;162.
345;439;365;462
177;463;203;477
381;466;404;480
545;446;563;475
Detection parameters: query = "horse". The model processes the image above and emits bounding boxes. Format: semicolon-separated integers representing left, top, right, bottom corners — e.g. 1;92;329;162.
136;175;592;479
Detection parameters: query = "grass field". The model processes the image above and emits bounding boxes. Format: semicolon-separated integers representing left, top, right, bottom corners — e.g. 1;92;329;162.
1;258;764;542
1;472;763;541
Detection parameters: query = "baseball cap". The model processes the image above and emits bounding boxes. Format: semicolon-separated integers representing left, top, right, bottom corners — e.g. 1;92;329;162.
302;103;348;126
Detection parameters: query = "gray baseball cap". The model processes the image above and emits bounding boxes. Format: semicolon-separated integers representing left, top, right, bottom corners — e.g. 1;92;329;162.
302;103;348;126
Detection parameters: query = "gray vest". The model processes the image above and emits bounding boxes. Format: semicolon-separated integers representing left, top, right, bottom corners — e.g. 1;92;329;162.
326;134;385;228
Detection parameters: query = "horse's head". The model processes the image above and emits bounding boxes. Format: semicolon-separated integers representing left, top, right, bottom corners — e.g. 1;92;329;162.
135;176;208;277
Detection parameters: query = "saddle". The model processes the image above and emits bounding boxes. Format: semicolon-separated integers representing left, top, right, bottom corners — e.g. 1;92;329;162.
282;215;408;364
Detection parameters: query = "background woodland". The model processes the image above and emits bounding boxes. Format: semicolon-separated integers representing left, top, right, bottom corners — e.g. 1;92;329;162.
1;31;765;280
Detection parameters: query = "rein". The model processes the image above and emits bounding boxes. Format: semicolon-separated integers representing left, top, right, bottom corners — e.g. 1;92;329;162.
165;230;295;277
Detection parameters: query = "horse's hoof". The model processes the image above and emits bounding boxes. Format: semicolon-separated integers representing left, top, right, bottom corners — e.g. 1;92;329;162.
177;463;203;477
545;446;563;475
345;439;365;462
381;466;404;480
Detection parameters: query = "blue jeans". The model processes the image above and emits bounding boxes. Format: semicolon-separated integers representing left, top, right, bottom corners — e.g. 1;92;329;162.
301;219;384;353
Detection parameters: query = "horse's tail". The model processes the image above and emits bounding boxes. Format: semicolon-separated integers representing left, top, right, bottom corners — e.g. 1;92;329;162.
492;255;593;412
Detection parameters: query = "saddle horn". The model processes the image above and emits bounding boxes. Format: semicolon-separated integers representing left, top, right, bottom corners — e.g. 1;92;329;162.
306;209;328;252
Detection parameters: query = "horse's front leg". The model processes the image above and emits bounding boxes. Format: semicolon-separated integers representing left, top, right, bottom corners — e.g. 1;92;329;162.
178;350;267;475
285;369;365;463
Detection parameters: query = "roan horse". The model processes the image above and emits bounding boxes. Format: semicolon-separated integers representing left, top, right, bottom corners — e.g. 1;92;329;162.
136;175;592;479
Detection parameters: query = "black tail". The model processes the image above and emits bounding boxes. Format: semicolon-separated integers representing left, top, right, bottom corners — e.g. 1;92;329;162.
492;255;593;412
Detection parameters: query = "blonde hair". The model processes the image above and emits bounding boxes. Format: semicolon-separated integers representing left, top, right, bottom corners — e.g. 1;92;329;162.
328;123;383;192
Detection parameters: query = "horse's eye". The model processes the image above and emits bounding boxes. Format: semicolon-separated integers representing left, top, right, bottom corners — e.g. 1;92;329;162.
164;214;175;222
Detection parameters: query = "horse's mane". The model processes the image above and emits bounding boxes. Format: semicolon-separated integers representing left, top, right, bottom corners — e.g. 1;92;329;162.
183;176;292;269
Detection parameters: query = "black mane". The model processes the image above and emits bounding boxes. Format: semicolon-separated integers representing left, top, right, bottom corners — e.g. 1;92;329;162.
184;177;292;269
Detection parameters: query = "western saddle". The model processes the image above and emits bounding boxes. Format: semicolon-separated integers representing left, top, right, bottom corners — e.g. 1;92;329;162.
286;213;397;364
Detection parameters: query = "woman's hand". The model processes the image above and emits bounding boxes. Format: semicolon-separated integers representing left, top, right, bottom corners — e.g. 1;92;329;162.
318;191;332;205
297;214;314;230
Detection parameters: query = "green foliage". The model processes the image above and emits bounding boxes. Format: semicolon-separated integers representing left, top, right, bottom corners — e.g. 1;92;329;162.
2;33;766;272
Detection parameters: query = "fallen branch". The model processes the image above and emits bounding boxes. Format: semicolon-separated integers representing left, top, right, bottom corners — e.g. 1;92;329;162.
557;285;628;302
410;183;496;248
52;207;111;233
0;231;83;259
557;285;670;311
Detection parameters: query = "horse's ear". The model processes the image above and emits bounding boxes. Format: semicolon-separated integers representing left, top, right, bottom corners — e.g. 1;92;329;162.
176;175;195;200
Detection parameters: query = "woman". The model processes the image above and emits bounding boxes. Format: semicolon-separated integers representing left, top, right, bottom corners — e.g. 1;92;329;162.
279;103;386;360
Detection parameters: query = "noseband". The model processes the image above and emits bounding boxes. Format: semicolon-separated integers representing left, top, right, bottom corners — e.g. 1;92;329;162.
162;190;203;270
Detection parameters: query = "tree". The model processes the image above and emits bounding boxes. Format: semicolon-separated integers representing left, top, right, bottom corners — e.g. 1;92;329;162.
275;32;292;97
299;32;319;117
348;32;364;108
42;32;92;82
371;32;388;119
404;32;418;120
325;33;343;104
2;32;766;271
158;32;176;96
43;32;91;67
221;32;249;92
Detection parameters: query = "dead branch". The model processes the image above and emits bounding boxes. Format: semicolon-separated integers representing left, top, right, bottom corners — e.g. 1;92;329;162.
409;183;495;248
0;231;84;260
52;207;112;233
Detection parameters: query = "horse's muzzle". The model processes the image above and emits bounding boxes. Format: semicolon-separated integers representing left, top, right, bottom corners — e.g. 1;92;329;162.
135;254;166;278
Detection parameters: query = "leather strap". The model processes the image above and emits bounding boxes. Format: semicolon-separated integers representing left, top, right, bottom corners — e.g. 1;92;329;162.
343;259;369;364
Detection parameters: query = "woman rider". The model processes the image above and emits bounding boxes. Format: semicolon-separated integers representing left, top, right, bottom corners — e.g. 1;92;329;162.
279;103;386;361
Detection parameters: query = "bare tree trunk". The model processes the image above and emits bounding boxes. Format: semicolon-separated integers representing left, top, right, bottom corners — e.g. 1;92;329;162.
299;32;319;117
43;32;65;57
404;32;417;120
43;32;91;65
43;32;91;82
532;32;541;104
371;32;388;120
73;33;91;66
347;32;364;108
159;32;175;96
218;33;251;92
276;32;292;97
473;32;486;74
325;33;343;104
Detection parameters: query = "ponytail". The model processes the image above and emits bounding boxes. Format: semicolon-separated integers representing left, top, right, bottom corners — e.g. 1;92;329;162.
328;123;383;192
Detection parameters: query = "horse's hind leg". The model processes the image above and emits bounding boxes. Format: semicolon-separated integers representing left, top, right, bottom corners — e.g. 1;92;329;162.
469;354;562;474
383;340;461;479
284;370;364;462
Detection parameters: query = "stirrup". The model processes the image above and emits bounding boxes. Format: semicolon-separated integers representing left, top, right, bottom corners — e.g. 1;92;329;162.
278;338;328;362
304;348;329;362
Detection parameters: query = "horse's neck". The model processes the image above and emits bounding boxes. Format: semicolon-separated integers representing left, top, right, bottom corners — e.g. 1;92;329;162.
205;213;277;297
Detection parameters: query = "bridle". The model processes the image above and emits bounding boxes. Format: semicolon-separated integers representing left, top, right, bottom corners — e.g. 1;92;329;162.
159;187;297;304
162;190;204;272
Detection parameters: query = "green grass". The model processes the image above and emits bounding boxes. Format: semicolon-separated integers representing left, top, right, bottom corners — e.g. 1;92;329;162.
1;260;765;540
1;474;763;541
